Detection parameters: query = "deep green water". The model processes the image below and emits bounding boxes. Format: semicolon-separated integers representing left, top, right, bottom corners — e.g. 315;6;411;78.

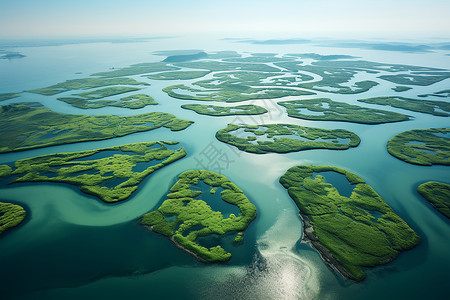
0;36;449;299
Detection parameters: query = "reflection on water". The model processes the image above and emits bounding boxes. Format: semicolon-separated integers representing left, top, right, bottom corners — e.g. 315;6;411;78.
312;171;356;198
199;209;320;299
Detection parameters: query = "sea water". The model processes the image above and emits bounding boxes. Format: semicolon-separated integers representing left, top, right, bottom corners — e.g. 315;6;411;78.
0;36;449;299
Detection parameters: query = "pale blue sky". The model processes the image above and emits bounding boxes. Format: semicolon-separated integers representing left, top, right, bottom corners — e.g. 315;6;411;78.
0;0;449;39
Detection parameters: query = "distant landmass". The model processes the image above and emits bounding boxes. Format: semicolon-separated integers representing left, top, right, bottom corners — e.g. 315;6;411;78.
323;42;433;53
0;51;26;59
153;49;204;56
0;36;172;48
228;38;450;53
162;51;208;62
238;38;311;45
286;53;357;60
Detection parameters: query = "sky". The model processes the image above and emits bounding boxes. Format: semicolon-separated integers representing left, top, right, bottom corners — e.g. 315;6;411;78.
0;0;449;40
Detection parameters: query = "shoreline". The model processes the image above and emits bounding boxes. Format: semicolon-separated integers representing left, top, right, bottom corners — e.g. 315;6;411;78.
298;213;361;282
144;225;209;263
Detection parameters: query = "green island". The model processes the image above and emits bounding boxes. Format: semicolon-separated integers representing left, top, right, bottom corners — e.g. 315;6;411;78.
285;53;358;61
0;102;193;153
275;61;379;94
163;51;208;62
1;141;186;203
146;71;211;80
358;97;450;117
379;72;450;86
181;104;268;116
190;71;314;88
163;84;314;103
418;89;450;98
203;51;242;59
26;77;149;96
278;98;410;124
279;165;420;281
59;93;157;109
222;53;295;63
91;62;179;77
141;170;257;262
417;181;450;218
276;59;446;94
0;201;27;235
392;86;412;92
57;86;141;103
216;124;360;154
0;93;20;101
387;128;450;166
172;61;280;72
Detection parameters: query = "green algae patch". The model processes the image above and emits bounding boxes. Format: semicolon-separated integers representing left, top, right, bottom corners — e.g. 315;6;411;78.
417;181;450;218
216;124;360;154
0;102;193;153
141;170;257;262
181;104;267;116
278;98;410;124
6;141;186;203
387;128;450;166
359;97;450;117
0;202;26;235
26;77;149;96
279;165;420;281
0;93;20;101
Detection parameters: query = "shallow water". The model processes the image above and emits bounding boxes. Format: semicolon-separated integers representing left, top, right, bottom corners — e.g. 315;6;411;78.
0;36;449;300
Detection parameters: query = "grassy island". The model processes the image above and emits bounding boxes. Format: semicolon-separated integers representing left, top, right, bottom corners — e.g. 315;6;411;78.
146;71;211;80
61;86;141;99
276;59;446;94
279;165;420;281
91;62;179;77
222;53;295;63
181;104;267;116
286;53;358;61
392;86;412;92
58;93;157;109
190;71;315;88
387;128;450;166
274;61;379;94
379;72;450;86
358;97;450;117
2;141;186;203
278;98;410;124
418;89;450;98
0;93;20;101
26;77;149;96
172;61;280;72
141;170;257;262
216;124;360;154
0;202;26;235
163;84;313;103
163;51;208;62
417;181;450;218
0;102;193;153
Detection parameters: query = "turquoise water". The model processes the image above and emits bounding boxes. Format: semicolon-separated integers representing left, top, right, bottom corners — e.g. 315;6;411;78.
0;37;449;299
